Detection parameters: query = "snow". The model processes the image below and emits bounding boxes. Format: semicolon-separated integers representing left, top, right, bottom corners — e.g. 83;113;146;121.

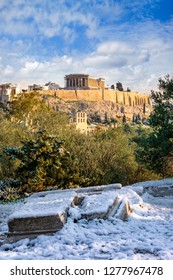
130;178;173;188
0;179;173;260
77;191;118;216
8;191;77;220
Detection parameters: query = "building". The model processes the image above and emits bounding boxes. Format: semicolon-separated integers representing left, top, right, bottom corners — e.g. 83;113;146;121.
69;112;88;134
44;82;60;90
28;84;44;92
65;74;105;90
0;83;21;102
76;112;88;133
28;82;60;92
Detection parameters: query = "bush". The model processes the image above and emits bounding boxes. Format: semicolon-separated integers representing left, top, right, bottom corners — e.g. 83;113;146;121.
3;131;72;192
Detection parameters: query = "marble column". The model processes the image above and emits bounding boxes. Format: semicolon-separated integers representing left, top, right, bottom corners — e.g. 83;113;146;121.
72;78;75;87
67;79;69;87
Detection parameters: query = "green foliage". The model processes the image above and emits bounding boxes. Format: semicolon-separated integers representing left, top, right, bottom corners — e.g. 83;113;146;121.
148;75;173;176
0;86;167;201
9;92;70;136
122;114;126;123
65;128;140;186
0;187;21;202
95;128;139;185
4;131;71;192
135;75;173;177
9;92;47;121
150;75;173;132
0;117;30;179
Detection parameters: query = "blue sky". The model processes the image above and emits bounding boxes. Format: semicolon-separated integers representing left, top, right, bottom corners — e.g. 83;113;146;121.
0;0;173;92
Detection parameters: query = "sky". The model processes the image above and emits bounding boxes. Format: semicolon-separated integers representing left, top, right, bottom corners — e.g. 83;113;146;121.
0;0;173;93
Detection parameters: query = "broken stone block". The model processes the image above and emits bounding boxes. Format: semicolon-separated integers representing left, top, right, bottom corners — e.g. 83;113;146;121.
76;183;122;194
114;198;132;221
77;191;120;220
29;183;122;199
8;191;77;240
147;186;173;197
6;184;130;242
131;179;173;197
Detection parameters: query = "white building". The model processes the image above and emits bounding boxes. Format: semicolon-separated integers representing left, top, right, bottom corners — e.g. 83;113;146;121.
44;82;60;90
0;83;21;102
28;82;60;92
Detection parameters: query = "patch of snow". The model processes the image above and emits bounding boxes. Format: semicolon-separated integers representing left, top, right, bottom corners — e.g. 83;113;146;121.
8;191;77;220
0;200;24;235
130;178;173;188
0;181;173;260
68;207;81;220
78;191;118;216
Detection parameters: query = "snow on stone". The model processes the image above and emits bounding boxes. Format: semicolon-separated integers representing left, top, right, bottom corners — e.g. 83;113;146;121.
77;191;119;218
8;191;77;220
130;178;173;197
0;178;173;260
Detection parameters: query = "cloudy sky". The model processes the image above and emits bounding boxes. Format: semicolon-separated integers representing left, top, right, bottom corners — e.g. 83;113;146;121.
0;0;172;93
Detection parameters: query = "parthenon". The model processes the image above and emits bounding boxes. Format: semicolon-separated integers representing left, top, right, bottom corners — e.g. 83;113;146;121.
65;74;105;90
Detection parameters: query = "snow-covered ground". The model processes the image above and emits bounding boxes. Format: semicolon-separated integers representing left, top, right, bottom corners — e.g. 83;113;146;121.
0;179;173;260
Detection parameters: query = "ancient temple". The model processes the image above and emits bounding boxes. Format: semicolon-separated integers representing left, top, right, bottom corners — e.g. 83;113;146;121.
64;74;105;89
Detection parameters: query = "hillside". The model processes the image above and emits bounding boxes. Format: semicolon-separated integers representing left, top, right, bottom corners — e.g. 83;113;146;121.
45;96;148;122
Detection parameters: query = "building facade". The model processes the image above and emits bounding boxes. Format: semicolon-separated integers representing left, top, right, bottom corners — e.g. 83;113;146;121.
65;74;105;90
28;82;60;92
44;82;60;90
69;112;88;134
0;83;21;102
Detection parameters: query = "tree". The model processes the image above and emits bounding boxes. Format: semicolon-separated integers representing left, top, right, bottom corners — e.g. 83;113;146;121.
150;75;173;132
8;92;69;135
122;114;126;123
94;128;138;185
0;117;29;179
137;75;173;177
116;82;123;91
110;117;118;128
4;131;71;192
149;75;173;176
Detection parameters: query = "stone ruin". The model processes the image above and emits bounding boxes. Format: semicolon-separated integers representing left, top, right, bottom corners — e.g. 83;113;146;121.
7;183;132;242
5;178;173;243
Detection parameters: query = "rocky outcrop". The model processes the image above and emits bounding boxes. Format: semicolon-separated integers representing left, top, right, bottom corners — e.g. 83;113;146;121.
37;87;152;122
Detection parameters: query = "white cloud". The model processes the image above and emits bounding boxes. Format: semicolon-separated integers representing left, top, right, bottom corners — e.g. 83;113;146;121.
1;25;173;93
0;0;99;42
0;1;172;93
97;41;133;55
3;65;14;76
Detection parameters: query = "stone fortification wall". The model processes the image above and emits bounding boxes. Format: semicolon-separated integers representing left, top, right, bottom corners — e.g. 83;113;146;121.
75;89;103;101
40;89;103;102
103;89;150;107
39;89;150;107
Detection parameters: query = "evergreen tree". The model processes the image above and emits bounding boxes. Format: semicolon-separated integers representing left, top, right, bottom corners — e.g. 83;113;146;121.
4;130;71;192
122;114;126;123
137;75;173;177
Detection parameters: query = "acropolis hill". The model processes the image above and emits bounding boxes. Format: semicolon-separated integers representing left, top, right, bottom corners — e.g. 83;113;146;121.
37;74;152;121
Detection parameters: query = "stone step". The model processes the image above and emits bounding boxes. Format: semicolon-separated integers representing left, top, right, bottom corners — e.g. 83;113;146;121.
7;191;77;242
